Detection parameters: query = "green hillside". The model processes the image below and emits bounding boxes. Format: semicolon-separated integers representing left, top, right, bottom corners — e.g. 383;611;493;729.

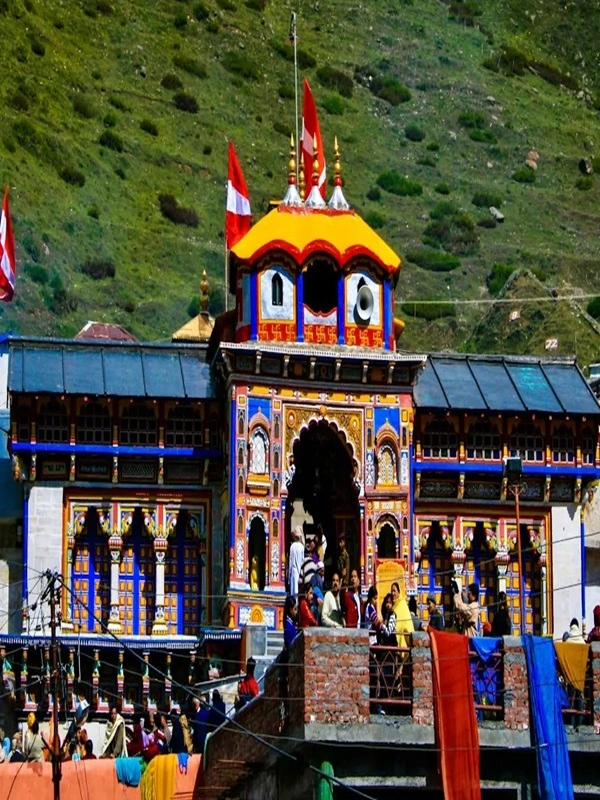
1;0;600;365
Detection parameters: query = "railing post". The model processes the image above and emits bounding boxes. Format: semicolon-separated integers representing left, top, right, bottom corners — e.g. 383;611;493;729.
592;641;600;735
411;631;434;726
502;636;529;731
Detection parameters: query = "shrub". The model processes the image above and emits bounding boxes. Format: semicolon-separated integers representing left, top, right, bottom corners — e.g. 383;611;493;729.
448;0;482;26
366;187;381;202
427;142;440;151
434;182;450;195
73;95;95;119
88;204;100;219
108;95;128;111
316;65;353;98
422;211;479;256
405;123;425;142
472;191;502;208
80;258;116;280
272;120;290;137
99;130;123;151
59;166;85;186
587;297;600;319
322;93;344;115
8;90;29;111
161;73;182;90
174;11;187;27
173;92;199;113
23;234;40;262
430;201;458;220
278;82;294;100
576;176;593;191
140;119;158;136
371;75;411;105
193;1;209;19
115;166;126;180
364;211;385;229
13;119;40;153
270;40;316;69
91;69;102;80
27;263;48;284
416;156;436;167
31;39;45;57
203;144;212;155
405;248;460;271
458;110;486;129
173;55;207;79
222;51;258;80
245;0;267;9
47;275;78;314
376;170;422;197
401;300;456;320
205;19;219;33
487;262;514;295
512;166;536;183
103;112;117;128
470;129;496;144
158;193;199;227
96;0;113;13
477;218;497;228
216;0;236;9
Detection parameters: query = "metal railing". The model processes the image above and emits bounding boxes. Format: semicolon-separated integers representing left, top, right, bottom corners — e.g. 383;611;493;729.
369;645;412;715
469;646;504;721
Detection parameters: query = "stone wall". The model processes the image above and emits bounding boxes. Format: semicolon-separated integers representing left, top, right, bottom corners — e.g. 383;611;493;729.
27;485;63;630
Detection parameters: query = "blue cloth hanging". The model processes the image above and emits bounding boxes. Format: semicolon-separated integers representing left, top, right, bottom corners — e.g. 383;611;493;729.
523;634;574;800
470;637;502;708
115;756;143;787
177;752;189;773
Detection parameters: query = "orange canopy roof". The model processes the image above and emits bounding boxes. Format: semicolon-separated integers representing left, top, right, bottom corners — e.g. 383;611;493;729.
231;206;401;274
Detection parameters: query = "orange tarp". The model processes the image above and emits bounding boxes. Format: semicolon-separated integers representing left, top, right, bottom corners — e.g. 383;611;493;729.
0;755;203;800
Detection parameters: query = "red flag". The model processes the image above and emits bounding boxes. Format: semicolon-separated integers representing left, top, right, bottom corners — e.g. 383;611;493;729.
302;79;326;198
225;141;252;249
0;186;16;302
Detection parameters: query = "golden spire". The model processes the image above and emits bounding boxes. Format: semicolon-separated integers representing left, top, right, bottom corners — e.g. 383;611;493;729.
281;134;303;207
200;270;209;316
299;152;306;201
333;136;342;186
328;135;350;210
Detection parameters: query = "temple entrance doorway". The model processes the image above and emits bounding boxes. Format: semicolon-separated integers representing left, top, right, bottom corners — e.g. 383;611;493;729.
286;421;360;583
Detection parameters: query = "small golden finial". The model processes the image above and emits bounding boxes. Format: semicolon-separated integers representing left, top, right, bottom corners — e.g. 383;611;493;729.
299;152;306;201
288;134;297;186
333;136;342;186
312;134;319;186
200;270;209;315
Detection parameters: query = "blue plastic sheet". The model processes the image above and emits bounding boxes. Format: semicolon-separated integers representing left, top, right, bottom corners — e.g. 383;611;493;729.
470;637;501;709
523;635;574;800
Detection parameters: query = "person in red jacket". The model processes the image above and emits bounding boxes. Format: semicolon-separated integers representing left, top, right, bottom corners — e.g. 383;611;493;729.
342;568;362;628
299;584;318;628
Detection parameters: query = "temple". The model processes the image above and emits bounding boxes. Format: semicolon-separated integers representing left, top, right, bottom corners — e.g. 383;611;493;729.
0;137;598;729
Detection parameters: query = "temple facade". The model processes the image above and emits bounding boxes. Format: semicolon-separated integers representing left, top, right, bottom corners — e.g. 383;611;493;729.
0;141;599;724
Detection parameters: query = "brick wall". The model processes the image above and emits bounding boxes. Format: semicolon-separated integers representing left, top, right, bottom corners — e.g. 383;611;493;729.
291;627;370;725
503;636;530;730
411;631;434;725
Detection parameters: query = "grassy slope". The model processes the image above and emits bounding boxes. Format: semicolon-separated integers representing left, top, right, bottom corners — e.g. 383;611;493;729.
0;0;599;364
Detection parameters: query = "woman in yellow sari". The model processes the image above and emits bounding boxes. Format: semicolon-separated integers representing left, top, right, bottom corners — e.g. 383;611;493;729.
391;581;414;648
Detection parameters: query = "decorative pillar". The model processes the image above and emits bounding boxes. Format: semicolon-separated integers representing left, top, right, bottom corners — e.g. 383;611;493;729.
108;530;123;634
66;648;75;712
152;535;169;636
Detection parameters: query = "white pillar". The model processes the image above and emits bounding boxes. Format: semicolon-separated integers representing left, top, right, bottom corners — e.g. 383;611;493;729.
107;535;122;634
152;538;168;635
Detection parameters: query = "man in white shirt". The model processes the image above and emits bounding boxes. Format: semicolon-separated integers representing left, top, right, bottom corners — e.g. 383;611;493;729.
322;572;344;628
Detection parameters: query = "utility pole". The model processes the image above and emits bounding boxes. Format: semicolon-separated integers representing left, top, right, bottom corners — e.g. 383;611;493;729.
48;572;61;800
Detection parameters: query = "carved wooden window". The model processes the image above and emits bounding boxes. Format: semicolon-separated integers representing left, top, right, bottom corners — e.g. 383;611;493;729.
15;406;30;442
238;411;245;436
273;518;279;537
274;415;280;439
166;405;203;447
552;425;574;463
377;444;397;485
120;403;157;446
272;273;283;306
466;420;501;460
38;400;68;443
76;402;111;444
509;423;543;462
582;427;595;465
422;419;458;459
249;428;268;474
273;478;279;497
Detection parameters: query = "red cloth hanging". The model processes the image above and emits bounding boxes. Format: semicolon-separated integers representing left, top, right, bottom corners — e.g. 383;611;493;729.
430;629;481;800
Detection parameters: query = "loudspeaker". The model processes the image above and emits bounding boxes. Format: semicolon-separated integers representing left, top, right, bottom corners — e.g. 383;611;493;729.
355;284;374;323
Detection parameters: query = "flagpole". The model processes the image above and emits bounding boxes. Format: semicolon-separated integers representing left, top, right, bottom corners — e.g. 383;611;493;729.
291;11;299;183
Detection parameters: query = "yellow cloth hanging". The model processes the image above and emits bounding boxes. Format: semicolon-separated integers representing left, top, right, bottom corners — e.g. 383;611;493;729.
554;641;590;693
140;754;177;800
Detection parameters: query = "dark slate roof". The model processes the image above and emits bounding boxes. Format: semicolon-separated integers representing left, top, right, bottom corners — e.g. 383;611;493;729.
414;355;600;415
8;337;215;399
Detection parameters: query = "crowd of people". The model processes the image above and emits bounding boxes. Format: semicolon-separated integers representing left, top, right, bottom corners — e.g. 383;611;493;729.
0;691;229;765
